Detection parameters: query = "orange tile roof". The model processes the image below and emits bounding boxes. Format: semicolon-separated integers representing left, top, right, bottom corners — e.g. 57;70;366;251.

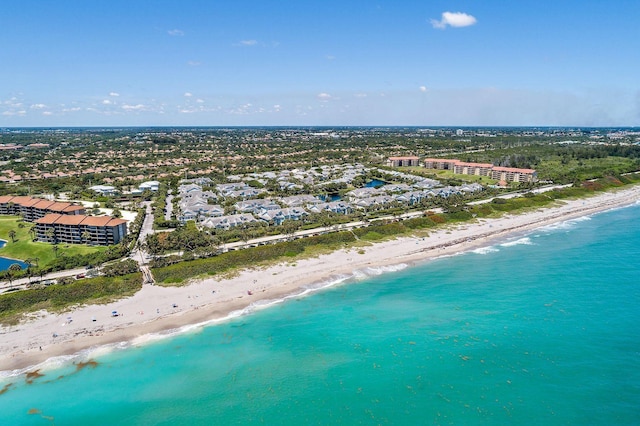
35;213;127;227
17;198;41;207
47;202;73;212
55;215;87;225
106;217;127;226
80;216;115;226
388;156;420;160
424;158;459;163
0;195;15;203
35;213;62;225
33;200;55;210
456;162;494;168
492;166;536;173
63;205;85;213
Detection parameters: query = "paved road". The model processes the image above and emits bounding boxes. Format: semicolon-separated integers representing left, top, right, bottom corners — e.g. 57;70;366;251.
0;267;92;294
165;190;174;221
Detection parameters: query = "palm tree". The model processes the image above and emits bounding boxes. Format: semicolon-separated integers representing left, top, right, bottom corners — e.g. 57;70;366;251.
45;228;55;243
7;263;23;286
7;230;16;243
82;231;92;244
52;244;60;258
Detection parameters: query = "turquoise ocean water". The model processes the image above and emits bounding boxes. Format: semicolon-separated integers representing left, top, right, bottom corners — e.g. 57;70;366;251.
1;204;640;425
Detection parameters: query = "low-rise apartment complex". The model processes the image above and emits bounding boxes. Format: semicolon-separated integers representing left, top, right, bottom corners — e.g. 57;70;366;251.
34;214;128;245
386;156;420;167
423;158;537;183
0;195;86;221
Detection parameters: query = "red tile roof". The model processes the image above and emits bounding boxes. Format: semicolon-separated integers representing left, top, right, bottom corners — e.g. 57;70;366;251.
47;202;73;212
33;200;55;210
54;215;86;226
35;213;63;225
35;213;127;227
63;205;85;213
80;216;115;226
492;166;536;174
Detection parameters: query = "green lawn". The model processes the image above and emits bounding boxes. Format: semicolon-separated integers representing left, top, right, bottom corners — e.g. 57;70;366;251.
0;216;107;266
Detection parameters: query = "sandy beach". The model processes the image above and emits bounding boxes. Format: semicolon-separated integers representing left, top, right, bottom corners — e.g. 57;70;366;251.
2;186;639;375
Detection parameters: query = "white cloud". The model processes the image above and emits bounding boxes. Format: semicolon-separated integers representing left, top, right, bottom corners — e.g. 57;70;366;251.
187;61;201;66
30;103;47;109
102;99;112;105
317;93;333;101
184;92;193;97
196;99;204;103
109;92;120;97
121;104;146;111
168;29;185;36
326;55;336;60
239;40;257;46
431;11;477;29
420;86;428;92
354;93;368;98
42;111;53;116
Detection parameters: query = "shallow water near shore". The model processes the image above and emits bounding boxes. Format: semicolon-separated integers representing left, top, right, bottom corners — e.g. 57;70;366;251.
1;204;640;424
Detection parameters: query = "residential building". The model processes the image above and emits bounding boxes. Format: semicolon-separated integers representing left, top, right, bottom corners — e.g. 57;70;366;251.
35;214;127;245
0;196;85;221
200;214;257;230
89;185;119;196
257;207;308;225
386;156;420;167
424;158;537;183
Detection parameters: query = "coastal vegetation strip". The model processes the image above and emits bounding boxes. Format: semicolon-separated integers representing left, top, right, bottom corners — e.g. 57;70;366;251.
0;273;142;325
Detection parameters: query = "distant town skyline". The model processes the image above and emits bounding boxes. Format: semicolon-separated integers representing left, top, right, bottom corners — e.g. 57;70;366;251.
2;0;639;127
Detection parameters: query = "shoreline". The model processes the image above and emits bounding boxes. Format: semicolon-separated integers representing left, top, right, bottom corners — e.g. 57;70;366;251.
1;186;639;376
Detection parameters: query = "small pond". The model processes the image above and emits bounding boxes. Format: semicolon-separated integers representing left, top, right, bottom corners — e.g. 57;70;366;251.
365;179;386;188
0;239;29;271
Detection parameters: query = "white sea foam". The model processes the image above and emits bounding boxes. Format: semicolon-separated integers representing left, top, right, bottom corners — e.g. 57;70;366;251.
471;246;499;255
500;237;534;247
1;262;414;380
0;341;133;381
541;216;592;232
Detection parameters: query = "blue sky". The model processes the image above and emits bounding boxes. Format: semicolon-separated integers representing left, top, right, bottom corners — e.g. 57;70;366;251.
1;0;639;127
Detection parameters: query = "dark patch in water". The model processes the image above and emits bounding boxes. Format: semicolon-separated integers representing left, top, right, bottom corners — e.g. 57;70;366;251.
28;408;55;423
25;370;44;384
0;382;13;395
75;359;99;371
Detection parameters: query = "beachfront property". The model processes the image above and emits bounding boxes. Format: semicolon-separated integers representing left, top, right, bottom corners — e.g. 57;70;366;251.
386;156;420;168
34;213;128;245
424;158;537;183
0;196;86;221
200;213;257;230
307;201;354;215
257;207;308;225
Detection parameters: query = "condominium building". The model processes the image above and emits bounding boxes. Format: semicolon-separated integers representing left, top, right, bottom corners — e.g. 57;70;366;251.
0;196;85;221
35;214;128;246
424;159;537;183
386;156;420;167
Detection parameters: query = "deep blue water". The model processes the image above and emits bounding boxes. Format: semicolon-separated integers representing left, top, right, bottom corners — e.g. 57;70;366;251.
1;204;640;424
